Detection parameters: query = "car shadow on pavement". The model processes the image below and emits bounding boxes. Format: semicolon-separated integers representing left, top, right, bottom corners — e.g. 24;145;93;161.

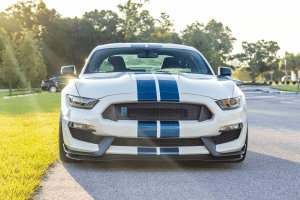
62;151;300;200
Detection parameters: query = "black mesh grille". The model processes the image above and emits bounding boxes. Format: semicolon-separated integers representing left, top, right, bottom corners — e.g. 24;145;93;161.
111;129;241;147
69;127;102;144
69;128;241;146
111;137;204;147
103;103;212;121
211;129;241;145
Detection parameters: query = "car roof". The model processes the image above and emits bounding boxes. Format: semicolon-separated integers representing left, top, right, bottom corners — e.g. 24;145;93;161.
93;43;198;52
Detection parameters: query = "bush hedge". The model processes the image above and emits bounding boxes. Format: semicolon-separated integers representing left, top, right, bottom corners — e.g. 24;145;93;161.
242;82;269;85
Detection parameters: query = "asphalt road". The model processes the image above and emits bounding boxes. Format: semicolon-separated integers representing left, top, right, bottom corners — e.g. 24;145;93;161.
34;91;300;200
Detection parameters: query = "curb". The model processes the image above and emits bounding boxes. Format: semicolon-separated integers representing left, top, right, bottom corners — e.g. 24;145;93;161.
2;93;38;99
243;90;298;94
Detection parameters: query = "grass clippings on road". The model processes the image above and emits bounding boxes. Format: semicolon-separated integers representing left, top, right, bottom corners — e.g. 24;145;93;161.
0;92;61;199
271;86;299;92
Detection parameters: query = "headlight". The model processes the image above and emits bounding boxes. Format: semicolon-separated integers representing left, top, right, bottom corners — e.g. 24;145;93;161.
216;96;241;110
68;95;98;109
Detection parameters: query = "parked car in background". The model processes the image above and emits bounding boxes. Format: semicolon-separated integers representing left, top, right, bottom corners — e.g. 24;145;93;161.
281;76;291;82
41;76;72;93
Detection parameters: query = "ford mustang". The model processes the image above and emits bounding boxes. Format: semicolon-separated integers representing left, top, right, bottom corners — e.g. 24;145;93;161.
59;43;248;162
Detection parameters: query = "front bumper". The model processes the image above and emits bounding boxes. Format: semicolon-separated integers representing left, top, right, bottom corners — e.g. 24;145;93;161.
41;85;49;91
64;143;246;161
61;93;248;161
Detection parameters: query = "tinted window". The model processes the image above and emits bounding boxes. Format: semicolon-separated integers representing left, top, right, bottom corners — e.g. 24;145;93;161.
85;48;212;75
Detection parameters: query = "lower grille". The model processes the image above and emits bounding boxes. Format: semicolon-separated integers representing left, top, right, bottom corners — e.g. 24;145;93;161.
111;129;241;147
211;129;241;145
111;138;204;147
69;127;241;146
69;127;102;144
102;102;212;121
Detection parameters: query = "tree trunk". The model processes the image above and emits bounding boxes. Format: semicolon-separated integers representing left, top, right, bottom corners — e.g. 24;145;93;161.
29;80;31;93
261;73;263;82
9;79;12;96
251;73;255;83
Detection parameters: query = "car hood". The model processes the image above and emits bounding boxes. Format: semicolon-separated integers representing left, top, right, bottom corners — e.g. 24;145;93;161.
75;73;235;100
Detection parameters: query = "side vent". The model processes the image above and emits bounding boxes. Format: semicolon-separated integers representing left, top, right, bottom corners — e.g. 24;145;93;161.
199;105;212;122
102;105;118;122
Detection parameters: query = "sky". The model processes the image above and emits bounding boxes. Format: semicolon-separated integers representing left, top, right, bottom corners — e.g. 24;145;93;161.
1;0;300;58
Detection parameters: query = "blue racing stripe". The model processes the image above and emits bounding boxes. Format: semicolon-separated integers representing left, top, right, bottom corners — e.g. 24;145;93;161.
160;121;179;138
135;73;157;101
160;147;179;154
155;74;179;102
138;147;157;154
138;121;157;138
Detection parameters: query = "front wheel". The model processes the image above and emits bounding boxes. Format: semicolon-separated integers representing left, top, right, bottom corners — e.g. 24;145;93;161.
59;112;75;163
49;86;57;93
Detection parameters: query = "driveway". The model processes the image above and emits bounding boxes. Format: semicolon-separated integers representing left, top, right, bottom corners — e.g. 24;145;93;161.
34;91;300;200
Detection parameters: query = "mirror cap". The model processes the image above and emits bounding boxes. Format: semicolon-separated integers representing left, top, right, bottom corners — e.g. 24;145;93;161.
61;65;76;75
218;66;232;76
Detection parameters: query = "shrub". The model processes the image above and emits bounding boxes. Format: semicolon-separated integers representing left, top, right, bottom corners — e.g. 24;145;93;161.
275;81;278;85
269;81;273;85
292;81;297;85
286;81;290;84
281;81;285;85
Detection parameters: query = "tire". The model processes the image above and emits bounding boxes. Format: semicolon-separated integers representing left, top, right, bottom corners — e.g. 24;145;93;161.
49;85;57;93
59;112;75;163
236;128;248;162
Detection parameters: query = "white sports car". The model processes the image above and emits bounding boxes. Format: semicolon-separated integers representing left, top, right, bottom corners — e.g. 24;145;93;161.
59;43;248;162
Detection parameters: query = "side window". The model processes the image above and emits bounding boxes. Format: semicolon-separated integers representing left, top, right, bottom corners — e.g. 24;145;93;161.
61;77;69;82
99;58;114;72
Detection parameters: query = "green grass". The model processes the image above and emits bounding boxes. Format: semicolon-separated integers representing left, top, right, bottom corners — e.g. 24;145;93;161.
271;86;300;92
0;91;61;199
0;92;61;115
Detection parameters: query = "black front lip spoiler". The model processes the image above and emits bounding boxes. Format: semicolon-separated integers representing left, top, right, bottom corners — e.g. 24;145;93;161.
63;136;246;162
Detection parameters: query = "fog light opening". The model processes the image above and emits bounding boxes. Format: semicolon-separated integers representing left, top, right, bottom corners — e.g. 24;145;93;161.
220;123;242;131
70;122;93;130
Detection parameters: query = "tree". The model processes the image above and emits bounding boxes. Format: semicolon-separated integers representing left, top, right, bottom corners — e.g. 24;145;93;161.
280;52;300;79
0;12;23;63
3;0;60;79
19;32;44;92
232;40;280;82
181;20;236;73
231;67;251;81
0;34;19;95
32;48;47;88
5;0;59;32
83;9;124;44
150;13;182;44
117;0;155;42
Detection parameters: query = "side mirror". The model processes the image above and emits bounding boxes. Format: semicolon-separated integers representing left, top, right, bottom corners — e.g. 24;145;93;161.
218;66;232;77
61;65;76;75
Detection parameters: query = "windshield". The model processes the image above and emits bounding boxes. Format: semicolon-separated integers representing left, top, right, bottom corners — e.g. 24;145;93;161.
84;48;213;75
